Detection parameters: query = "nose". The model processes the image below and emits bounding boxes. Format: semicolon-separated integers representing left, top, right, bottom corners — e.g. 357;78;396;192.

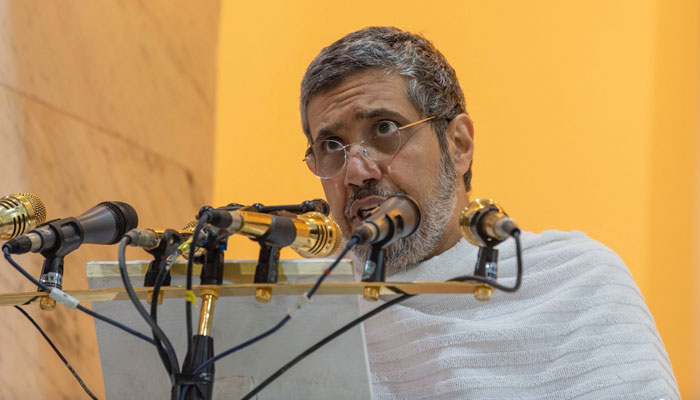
343;144;382;187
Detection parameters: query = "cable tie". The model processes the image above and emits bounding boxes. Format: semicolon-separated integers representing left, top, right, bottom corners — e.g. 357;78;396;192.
185;290;197;305
287;292;312;319
178;238;193;258
175;372;213;386
49;288;80;309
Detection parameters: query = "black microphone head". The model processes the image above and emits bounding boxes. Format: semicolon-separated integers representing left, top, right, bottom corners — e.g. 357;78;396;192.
353;194;421;246
101;201;139;243
373;194;421;239
78;201;139;245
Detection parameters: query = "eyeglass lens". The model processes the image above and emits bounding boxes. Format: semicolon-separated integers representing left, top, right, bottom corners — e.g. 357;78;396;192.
306;120;403;178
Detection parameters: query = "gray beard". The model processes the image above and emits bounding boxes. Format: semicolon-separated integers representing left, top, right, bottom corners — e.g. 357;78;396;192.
342;151;457;276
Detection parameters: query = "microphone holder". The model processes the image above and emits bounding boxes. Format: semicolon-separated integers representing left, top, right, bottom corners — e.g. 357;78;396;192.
253;240;281;302
143;229;185;304
473;243;499;301
37;218;85;311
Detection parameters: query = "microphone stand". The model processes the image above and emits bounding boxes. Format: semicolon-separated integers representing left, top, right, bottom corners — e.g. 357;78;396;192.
180;234;226;400
177;199;332;397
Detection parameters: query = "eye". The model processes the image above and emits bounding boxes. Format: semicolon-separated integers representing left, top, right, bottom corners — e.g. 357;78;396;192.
374;120;399;136
318;139;344;153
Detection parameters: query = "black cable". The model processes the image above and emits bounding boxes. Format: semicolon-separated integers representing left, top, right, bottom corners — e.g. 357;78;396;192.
2;247;156;345
241;230;525;399
190;239;358;377
117;238;181;400
307;237;358;298
241;293;414;400
150;265;170;323
150;261;173;374
14;305;99;400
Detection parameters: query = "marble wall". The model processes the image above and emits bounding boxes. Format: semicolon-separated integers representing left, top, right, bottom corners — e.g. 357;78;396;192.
0;1;220;398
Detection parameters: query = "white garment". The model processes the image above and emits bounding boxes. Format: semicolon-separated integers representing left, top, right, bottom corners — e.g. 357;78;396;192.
361;230;679;399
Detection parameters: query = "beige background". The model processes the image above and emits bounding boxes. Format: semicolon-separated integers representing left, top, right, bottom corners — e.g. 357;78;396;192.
0;1;219;398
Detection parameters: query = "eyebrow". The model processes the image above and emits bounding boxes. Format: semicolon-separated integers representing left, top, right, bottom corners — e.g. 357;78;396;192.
313;108;405;143
355;108;403;121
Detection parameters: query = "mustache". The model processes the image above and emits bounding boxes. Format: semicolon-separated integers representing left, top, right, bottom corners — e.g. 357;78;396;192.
343;182;405;220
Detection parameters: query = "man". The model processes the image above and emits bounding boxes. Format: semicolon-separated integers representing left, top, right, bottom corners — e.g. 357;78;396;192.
300;27;678;399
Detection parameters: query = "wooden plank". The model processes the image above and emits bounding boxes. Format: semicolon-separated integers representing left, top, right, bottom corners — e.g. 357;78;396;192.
0;281;480;306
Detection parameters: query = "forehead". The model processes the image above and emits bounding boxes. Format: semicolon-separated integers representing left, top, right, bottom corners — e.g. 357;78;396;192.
306;70;420;141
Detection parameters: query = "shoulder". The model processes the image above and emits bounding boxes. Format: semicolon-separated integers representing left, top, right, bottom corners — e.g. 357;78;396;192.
506;230;634;286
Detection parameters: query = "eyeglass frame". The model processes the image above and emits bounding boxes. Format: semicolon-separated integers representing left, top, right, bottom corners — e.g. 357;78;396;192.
303;115;436;179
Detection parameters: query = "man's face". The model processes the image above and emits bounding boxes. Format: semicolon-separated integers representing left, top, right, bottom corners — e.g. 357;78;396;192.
305;69;463;274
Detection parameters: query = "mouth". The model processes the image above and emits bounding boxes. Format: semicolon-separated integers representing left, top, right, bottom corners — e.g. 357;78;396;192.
358;206;379;219
347;195;387;227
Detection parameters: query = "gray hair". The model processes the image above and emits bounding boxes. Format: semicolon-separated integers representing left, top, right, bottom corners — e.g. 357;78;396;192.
300;26;472;191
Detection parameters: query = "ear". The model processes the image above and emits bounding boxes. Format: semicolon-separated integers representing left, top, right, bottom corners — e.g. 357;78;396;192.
446;113;474;177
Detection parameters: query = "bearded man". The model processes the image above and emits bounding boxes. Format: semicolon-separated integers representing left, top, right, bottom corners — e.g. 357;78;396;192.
300;27;678;399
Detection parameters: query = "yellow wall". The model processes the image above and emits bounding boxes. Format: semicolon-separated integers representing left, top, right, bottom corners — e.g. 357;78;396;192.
215;1;699;397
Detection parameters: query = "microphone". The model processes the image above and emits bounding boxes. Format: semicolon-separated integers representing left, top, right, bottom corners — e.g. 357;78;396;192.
3;201;139;255
126;221;213;259
351;194;421;246
205;210;341;258
460;198;519;247
238;198;330;216
127;227;194;250
0;193;47;240
304;198;330;215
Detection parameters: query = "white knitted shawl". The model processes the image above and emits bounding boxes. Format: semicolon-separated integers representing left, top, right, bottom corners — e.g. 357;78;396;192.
361;230;679;399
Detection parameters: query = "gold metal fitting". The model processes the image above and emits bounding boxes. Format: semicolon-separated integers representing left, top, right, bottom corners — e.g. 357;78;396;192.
255;287;272;303
146;290;164;305
197;288;219;336
363;286;380;301
474;285;493;301
39;296;56;311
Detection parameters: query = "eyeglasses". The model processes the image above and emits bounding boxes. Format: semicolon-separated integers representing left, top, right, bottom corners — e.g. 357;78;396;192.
303;116;435;179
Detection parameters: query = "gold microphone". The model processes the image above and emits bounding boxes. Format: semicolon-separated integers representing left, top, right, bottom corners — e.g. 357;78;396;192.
209;210;342;258
460;198;519;247
0;193;47;240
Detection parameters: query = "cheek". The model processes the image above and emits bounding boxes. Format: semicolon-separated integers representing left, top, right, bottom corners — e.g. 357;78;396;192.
386;161;427;195
385;142;442;202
